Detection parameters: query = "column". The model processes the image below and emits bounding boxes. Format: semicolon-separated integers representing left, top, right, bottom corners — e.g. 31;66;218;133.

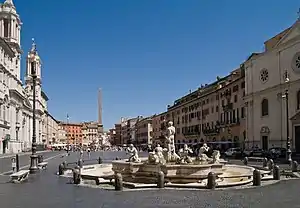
1;19;3;37
11;19;14;39
18;27;20;45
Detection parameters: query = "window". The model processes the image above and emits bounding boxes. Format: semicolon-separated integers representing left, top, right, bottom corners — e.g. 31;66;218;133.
241;107;245;118
261;99;269;116
241;81;245;89
233;85;239;92
4;19;9;38
260;69;269;83
297;90;300;110
234;95;238;102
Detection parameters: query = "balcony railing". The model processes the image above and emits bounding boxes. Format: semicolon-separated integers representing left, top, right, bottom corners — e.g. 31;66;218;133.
203;128;220;136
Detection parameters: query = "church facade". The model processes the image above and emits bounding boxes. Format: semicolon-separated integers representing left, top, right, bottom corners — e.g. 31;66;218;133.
0;0;58;154
244;18;300;153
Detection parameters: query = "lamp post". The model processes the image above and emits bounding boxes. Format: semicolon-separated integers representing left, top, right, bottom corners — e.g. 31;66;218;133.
29;41;39;174
283;70;292;164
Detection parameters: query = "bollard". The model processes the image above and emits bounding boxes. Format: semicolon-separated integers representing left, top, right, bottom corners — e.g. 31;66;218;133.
16;154;20;172
253;169;261;186
157;171;165;188
78;159;83;168
273;165;280;180
292;161;298;172
38;155;43;163
62;161;67;169
95;178;100;185
114;173;123;191
98;157;103;164
73;168;81;184
243;157;248;166
268;159;274;171
58;163;64;175
263;158;268;168
207;172;217;189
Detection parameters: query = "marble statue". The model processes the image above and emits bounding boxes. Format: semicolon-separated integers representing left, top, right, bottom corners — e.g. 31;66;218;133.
178;144;193;164
126;144;141;163
198;143;210;162
170;148;180;162
148;144;166;165
164;121;178;162
212;150;221;164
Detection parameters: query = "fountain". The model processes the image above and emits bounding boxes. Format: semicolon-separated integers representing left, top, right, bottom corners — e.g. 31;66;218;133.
110;122;257;188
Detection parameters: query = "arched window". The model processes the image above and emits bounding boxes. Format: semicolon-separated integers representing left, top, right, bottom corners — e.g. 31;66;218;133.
261;99;269;116
297;90;300;110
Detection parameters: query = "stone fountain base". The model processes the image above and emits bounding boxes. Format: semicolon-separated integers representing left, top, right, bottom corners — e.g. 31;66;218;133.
111;158;253;185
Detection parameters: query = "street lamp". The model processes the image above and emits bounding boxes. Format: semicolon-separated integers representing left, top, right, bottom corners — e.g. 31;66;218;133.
29;39;39;174
283;70;292;164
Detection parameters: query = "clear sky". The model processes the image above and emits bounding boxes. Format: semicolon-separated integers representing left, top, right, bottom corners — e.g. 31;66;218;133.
14;0;299;129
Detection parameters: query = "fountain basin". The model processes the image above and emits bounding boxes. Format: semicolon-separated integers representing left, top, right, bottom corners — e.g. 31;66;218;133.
112;158;235;184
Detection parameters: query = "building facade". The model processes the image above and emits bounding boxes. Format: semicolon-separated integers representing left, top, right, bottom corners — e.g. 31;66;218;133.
120;116;143;145
57;125;67;144
151;112;167;143
59;122;83;145
0;0;57;154
245;19;300;152
114;123;122;145
82;121;98;145
45;112;58;145
135;116;153;146
151;68;246;150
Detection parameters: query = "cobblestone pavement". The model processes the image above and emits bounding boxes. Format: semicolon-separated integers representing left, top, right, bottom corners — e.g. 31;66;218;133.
0;152;299;208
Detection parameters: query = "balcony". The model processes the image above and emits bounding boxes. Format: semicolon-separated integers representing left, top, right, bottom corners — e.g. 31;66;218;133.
183;131;200;136
203;127;220;136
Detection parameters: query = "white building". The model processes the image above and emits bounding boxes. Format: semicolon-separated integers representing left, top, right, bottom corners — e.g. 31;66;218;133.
0;0;56;154
57;126;67;144
82;122;98;145
244;17;300;153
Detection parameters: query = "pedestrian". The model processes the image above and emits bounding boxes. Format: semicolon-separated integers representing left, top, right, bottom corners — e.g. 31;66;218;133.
87;147;91;159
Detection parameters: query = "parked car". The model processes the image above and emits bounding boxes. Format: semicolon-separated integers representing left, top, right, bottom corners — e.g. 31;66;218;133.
267;147;287;158
224;148;242;158
242;149;253;157
251;148;268;157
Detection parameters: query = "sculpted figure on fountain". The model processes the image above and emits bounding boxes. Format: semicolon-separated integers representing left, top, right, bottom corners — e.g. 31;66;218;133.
198;143;210;162
148;144;166;165
164;121;179;162
178;144;193;164
126;144;141;163
212;150;221;164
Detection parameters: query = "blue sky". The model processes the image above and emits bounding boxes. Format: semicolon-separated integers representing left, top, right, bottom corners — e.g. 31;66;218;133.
14;0;299;129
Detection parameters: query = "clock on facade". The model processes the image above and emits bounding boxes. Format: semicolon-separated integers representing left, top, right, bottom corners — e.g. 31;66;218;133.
292;52;300;73
260;68;269;83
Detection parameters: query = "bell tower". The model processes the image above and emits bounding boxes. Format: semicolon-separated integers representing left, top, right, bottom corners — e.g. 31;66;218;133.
0;0;22;79
25;39;42;103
